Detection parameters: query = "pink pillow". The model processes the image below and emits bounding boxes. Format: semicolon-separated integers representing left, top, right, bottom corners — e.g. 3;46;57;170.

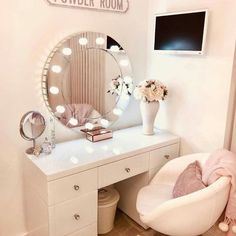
173;161;206;198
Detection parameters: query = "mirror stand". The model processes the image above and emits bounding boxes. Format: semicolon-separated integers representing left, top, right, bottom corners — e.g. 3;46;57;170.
25;139;37;155
20;111;46;156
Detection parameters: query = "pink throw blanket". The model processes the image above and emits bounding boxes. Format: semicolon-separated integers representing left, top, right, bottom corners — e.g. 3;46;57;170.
202;149;236;236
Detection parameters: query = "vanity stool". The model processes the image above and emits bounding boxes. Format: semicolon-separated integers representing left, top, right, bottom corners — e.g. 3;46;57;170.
23;126;180;236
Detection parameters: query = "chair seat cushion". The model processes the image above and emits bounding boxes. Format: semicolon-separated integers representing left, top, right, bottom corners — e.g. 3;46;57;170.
137;183;174;216
173;161;206;198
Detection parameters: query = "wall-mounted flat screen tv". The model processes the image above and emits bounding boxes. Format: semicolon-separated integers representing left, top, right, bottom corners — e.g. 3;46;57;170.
154;10;208;55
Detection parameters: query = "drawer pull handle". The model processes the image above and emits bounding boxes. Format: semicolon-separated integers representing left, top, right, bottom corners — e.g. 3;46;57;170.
164;155;170;160
125;168;131;173
74;214;80;221
74;185;80;191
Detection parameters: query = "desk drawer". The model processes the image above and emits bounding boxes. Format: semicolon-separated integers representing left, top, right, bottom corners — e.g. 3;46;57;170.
68;223;97;236
149;143;179;170
98;153;149;188
50;191;97;236
48;169;97;205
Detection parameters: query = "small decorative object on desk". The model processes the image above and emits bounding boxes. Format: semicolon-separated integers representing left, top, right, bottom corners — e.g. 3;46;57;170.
33;145;42;157
84;128;113;142
41;137;52;155
81;126;104;134
49;116;56;149
134;80;168;135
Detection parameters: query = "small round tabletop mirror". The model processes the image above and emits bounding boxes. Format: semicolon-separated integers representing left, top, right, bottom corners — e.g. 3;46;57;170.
20;111;46;155
42;32;133;131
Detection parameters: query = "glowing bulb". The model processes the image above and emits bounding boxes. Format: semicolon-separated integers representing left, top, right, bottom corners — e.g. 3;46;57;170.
96;37;105;45
56;105;65;113
62;47;72;56
51;65;62;73
49;86;59;95
101;119;109;127
113;108;123;116
79;37;88;45
124;76;132;84
110;45;120;52
119;59;129;67
85;123;94;130
69;117;78;126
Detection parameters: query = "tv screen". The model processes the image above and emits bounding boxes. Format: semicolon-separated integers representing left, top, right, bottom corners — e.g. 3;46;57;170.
154;10;207;54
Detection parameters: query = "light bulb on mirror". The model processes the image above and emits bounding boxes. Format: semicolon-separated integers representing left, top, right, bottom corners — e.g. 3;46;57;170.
119;59;129;67
79;37;88;46
110;45;120;52
62;47;72;56
101;119;109;127
96;37;105;45
49;86;59;95
85;123;94;130
113;108;123;116
51;65;62;73
69;117;78;126
56;105;65;113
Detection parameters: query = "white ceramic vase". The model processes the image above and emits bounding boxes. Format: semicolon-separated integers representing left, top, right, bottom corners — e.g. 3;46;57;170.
140;101;159;135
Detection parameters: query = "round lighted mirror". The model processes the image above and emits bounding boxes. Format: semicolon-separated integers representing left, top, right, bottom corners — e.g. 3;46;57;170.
42;32;133;131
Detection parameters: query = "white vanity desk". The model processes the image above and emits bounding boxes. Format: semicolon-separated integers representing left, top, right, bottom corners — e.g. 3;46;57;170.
24;126;180;236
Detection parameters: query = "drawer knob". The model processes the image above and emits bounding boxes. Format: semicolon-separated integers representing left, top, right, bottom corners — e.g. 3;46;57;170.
164;155;170;160
125;168;131;173
74;214;80;221
74;185;80;191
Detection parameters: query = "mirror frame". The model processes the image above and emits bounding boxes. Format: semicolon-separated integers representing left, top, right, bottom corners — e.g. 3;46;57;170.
41;32;133;131
20;111;46;141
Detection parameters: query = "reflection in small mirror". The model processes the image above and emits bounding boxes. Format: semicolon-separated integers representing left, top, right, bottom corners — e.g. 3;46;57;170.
20;111;46;155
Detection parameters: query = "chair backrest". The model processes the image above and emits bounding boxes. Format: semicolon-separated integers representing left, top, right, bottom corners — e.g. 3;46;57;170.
150;153;210;185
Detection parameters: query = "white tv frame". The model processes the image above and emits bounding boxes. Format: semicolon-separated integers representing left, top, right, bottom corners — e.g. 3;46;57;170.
154;9;208;55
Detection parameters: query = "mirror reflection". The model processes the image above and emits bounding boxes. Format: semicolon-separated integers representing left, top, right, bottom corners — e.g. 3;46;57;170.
19;111;46;156
20;111;46;140
42;32;133;130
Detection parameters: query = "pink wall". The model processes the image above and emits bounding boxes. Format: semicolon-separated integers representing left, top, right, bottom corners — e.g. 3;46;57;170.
1;1;236;235
147;0;236;154
0;1;149;235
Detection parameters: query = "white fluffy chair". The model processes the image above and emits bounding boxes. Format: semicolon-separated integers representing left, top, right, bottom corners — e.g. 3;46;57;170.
136;153;231;236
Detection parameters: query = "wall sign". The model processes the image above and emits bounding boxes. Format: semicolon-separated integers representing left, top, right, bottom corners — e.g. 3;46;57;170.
46;0;129;13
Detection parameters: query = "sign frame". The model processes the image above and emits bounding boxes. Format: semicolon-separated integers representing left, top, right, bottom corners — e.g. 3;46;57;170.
45;0;129;13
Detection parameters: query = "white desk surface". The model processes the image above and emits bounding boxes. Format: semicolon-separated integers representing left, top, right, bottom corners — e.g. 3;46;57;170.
27;126;179;181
